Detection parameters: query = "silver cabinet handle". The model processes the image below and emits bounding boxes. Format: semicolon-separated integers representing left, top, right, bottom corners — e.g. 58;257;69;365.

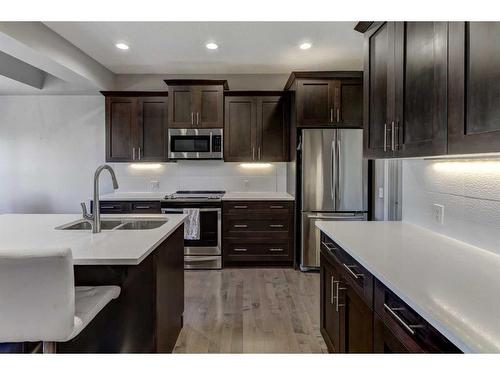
384;304;424;335
330;108;334;123
132;147;136;160
138;147;141;160
234;224;248;228
321;241;336;252
391;121;395;151
343;263;364;279
252;147;255;160
330;276;335;305
134;205;152;209
334;280;346;312
234;205;248;209
100;205;118;210
383;123;387;152
191;112;194;125
196;112;200;125
234;248;248;252
269;248;284;252
269;224;284;228
258;147;261;160
336;108;340;122
269;205;284;209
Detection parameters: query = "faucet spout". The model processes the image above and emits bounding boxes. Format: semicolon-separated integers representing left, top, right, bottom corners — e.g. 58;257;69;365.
89;164;120;233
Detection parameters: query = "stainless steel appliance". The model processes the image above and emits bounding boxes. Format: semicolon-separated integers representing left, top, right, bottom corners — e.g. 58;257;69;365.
300;129;367;270
162;190;224;270
168;128;223;160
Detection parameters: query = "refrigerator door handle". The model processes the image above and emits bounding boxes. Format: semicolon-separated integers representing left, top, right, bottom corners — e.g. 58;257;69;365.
336;135;341;209
330;139;335;203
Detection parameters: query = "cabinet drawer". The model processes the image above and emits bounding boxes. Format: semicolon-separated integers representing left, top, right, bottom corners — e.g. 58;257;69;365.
130;201;161;213
320;232;374;307
95;201;130;214
224;216;291;237
224;239;292;261
223;201;292;215
374;279;460;353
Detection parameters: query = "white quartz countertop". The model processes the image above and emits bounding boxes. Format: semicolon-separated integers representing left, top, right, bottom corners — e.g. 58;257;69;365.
221;192;295;201
315;221;500;353
0;214;186;266
98;192;172;201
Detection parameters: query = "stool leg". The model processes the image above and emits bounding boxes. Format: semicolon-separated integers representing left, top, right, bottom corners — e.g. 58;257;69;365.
42;341;56;354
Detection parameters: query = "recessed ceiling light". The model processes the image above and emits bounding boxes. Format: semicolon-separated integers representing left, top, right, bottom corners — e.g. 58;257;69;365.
299;42;312;50
115;43;129;50
206;42;218;50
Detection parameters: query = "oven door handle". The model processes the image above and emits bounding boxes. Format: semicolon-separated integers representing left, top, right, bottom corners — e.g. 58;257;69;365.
162;208;221;213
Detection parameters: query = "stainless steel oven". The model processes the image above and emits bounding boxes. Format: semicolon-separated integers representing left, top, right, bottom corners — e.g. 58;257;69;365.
162;191;224;270
168;128;223;160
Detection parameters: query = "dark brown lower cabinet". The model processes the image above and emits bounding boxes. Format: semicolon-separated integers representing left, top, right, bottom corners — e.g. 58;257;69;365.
320;231;461;354
91;200;161;214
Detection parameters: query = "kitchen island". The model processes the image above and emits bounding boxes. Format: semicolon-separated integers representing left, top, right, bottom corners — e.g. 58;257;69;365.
0;213;186;353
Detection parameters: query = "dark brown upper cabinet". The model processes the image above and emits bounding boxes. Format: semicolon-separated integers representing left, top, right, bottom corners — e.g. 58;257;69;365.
164;80;228;129
224;92;289;162
284;71;363;128
363;22;448;159
102;92;168;162
448;22;500;154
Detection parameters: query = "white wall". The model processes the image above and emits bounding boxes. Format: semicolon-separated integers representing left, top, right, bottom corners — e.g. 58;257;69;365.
0;95;286;214
402;159;500;255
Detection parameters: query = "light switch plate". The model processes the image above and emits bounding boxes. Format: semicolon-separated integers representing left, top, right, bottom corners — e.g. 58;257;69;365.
432;203;445;225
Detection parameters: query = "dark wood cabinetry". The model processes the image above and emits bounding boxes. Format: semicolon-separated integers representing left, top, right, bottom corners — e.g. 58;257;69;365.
363;22;448;159
284;72;363;128
448;22;500;154
320;230;461;354
102;92;168;162
222;201;294;267
224;93;289;162
91;200;161;214
165;80;227;129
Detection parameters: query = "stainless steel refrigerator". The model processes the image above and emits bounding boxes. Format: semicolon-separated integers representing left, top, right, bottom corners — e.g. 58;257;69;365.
300;128;367;270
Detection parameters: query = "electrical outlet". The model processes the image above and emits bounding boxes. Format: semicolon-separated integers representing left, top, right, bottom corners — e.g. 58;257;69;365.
432;203;445;225
378;187;384;199
243;179;249;191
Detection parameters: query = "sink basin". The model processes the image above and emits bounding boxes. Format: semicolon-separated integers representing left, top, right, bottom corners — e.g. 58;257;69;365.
56;218;168;231
115;220;167;230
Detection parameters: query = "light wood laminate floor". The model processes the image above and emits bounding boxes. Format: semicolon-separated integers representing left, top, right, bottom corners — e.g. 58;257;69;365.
173;268;328;353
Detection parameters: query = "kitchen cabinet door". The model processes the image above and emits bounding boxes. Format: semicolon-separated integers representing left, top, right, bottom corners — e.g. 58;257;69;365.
374;314;412;353
196;85;224;128
224;96;257;162
168;86;195;128
320;253;344;353
448;22;500;154
340;281;373;353
256;96;289;162
105;97;137;162
137;97;168;161
296;79;333;126
393;22;448;157
363;22;395;158
332;79;363;127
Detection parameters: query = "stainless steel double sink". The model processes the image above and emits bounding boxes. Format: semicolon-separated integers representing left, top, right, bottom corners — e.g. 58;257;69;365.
56;218;168;231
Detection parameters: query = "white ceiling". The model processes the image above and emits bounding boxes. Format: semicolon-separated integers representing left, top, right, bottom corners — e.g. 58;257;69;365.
44;22;363;74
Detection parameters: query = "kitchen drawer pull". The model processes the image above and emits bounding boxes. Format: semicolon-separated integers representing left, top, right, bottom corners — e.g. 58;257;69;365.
233;248;248;252
269;205;284;209
269;248;284;252
321;241;337;252
101;205;119;210
343;263;364;279
384;303;424;335
234;224;248;228
269;224;284;228
234;205;248;209
134;205;152;209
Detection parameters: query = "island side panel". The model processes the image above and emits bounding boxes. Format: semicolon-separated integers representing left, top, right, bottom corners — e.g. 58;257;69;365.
155;224;185;353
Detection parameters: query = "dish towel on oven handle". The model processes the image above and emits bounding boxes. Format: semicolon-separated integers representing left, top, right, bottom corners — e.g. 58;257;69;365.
183;208;200;240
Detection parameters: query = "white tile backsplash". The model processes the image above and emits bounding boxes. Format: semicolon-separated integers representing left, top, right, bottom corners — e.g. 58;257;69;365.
402;159;500;255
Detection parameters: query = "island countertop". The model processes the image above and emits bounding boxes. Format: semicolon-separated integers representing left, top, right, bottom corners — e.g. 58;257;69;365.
0;213;186;266
315;220;500;353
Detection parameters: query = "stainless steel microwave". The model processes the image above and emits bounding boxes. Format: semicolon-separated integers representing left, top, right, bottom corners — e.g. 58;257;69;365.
168;128;223;160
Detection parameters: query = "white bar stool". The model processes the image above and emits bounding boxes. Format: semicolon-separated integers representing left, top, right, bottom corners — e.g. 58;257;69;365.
0;248;120;353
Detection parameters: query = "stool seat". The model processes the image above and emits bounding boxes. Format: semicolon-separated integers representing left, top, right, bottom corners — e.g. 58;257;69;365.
69;285;121;341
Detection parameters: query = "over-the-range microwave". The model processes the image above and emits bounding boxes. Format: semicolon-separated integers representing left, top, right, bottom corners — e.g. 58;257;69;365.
168;128;223;160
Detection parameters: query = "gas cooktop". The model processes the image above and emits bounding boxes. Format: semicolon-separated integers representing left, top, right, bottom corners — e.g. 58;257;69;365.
164;190;226;202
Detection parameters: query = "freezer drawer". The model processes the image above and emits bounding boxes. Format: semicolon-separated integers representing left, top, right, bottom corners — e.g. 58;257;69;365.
301;212;366;270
